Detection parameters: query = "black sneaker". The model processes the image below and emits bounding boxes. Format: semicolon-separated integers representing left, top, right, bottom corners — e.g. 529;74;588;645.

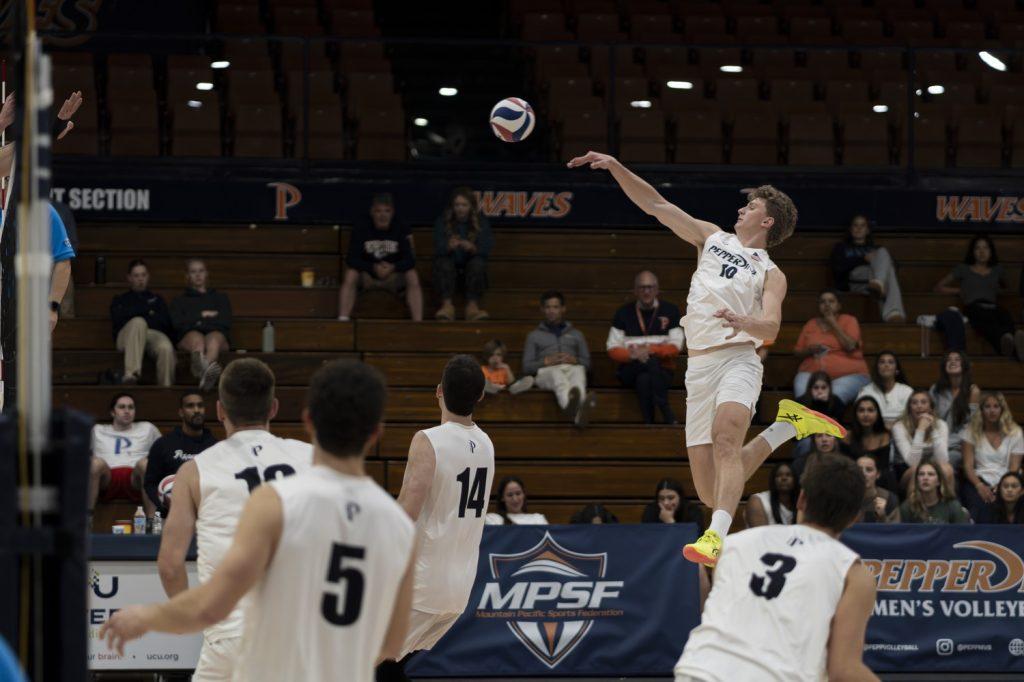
564;386;582;422
575;390;597;428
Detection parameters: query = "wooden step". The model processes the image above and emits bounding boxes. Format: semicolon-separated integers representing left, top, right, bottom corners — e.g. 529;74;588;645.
54;319;354;351
74;254;340;288
78;224;341;254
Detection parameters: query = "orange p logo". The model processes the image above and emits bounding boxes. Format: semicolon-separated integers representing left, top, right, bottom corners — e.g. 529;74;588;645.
267;182;302;221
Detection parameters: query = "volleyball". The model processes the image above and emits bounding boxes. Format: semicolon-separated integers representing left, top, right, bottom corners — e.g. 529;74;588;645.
489;97;535;142
158;474;176;504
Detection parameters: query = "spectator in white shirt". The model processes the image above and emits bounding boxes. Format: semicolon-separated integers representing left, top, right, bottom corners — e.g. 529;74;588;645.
485;476;549;525
961;392;1024;523
856;351;913;427
893;390;953;492
89;392;162;519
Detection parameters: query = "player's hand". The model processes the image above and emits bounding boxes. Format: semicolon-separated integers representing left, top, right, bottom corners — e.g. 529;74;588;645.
713;308;748;340
566;151;616;170
56;90;83;140
0;92;15;133
99;605;151;656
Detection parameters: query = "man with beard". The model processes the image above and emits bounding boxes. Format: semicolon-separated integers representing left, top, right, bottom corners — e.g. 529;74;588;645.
144;391;218;518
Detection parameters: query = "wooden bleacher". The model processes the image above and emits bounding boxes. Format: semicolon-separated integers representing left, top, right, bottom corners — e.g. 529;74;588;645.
59;224;1024;529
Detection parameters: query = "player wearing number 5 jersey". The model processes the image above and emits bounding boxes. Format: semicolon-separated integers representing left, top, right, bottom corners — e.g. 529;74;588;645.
379;354;495;680
102;360;416;682
155;359;312;681
675;455;879;682
568;151;845;566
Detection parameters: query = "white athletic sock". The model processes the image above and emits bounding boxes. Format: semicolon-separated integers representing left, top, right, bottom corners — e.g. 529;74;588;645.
758;420;798;452
709;510;732;538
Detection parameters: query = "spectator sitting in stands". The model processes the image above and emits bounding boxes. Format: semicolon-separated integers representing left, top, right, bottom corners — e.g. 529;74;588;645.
744;462;799;527
842;396;896;492
89;392;162;521
110;259;176;386
793;433;842;480
170;258;232;391
607;271;683;424
570;503;619;524
480;339;516;394
961;392;1024;524
792;289;871;405
641;478;705;528
858;455;900;523
929;350;979;471
522;291;596;426
893;390;954;491
143;391;218;518
899;460;969;524
933;235;1024;361
991;472;1024;525
485;476;549;525
791;372;847;460
433;187;492;321
829;214;906;323
338;193;423;322
856;351;913;427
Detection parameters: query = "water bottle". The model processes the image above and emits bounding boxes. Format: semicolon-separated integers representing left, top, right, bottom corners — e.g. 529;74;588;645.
261;321;275;353
151;511;163;536
95;255;106;284
132;506;146;535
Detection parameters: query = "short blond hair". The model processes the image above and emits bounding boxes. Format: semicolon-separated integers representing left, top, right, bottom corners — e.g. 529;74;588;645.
748;185;798;248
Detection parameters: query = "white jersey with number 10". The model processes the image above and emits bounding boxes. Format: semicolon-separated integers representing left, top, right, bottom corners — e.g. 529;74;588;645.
413;421;495;614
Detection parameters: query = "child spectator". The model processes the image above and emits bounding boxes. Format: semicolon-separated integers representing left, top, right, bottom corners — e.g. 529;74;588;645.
961;392;1024;523
793;433;842;480
433;187;493;321
842;396;897;491
744;462;799;527
893;390;953;490
858;455;900;523
929;350;980;470
570;503;619;524
792;371;846;460
792;290;870;405
480;339;516;394
990;472;1024;525
899;460;970;524
829;214;906;323
170;258;232;391
856;351;913;426
485;476;549;525
641;478;705;528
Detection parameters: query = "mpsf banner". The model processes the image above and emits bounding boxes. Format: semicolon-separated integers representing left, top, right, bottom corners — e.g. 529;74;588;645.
844;525;1024;673
407;524;701;677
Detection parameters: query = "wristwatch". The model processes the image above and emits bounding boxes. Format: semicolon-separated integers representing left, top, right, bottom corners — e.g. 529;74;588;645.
49;300;60;318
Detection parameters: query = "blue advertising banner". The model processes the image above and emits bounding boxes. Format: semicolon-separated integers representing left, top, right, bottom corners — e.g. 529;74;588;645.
407;524;701;677
844;524;1024;673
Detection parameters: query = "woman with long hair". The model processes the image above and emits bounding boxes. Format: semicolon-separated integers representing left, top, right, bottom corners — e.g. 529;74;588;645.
641;478;705;528
856;351;913;426
791;290;871;405
934;234;1023;360
961;392;1024;523
893;390;954;490
793;432;844;480
744;462;799;527
929;350;980;469
829;214;906;322
433;186;494;321
990;472;1024;525
899;460;969;524
842;396;896;490
858;455;900;523
570;503;619;524
485;476;549;525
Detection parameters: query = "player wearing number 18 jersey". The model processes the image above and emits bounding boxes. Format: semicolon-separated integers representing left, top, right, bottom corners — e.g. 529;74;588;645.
156;359;312;681
102;360;416;682
675;455;879;682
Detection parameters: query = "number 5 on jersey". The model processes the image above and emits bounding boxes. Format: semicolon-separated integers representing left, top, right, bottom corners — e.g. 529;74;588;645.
456;467;488;518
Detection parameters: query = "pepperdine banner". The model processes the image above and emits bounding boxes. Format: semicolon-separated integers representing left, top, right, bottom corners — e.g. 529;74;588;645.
48;175;1024;231
406;524;701;677
843;524;1024;673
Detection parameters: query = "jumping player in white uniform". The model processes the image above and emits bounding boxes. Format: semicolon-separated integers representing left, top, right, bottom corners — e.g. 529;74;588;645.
568;151;845;565
377;354;495;682
675;455;879;681
155;358;313;680
101;360;416;682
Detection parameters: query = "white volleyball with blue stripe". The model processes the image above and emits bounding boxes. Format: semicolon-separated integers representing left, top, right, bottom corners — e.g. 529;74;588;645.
489;97;535;142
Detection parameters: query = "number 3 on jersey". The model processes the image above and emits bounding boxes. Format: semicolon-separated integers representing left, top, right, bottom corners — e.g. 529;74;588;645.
456;467;487;518
749;553;797;600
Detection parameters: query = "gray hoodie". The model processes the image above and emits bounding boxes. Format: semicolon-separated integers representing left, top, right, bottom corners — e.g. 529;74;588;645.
522;321;591;376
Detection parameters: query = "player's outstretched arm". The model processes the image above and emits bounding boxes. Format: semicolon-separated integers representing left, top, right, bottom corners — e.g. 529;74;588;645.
397;431;436;522
826;561;880;682
566;151;720;248
100;485;283;654
377;543;417;664
157;460;199;598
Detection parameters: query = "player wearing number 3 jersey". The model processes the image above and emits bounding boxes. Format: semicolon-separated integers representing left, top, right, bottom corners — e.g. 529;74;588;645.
101;360;416;682
377;355;495;681
568;151;845;566
675;456;879;682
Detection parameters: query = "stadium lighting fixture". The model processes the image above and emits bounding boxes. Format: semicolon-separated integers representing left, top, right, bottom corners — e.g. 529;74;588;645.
438;87;458;96
210;60;230;69
195;82;214;91
927;85;944;95
630;100;652;108
978;51;1007;72
915;88;923;95
187;100;203;108
872;104;888;113
720;65;742;73
666;80;694;90
414;117;429;127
